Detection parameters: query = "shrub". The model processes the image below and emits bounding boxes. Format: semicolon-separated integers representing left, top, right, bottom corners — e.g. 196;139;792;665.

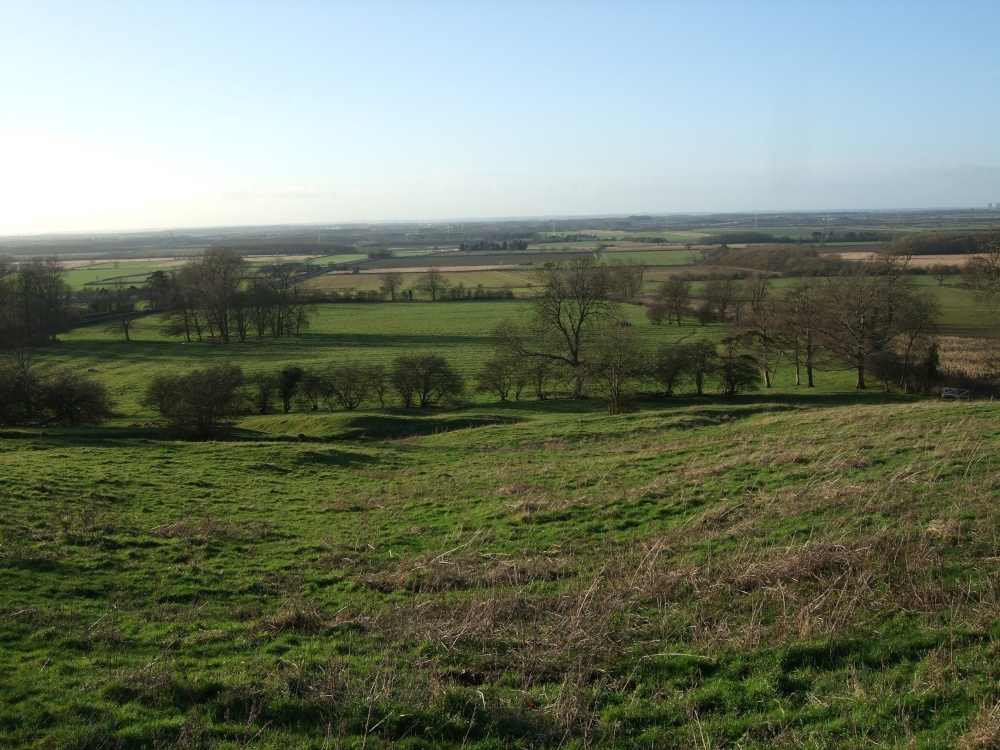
142;364;245;438
38;369;113;425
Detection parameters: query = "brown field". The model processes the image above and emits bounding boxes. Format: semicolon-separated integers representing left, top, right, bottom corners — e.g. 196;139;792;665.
938;336;1000;381
836;251;980;267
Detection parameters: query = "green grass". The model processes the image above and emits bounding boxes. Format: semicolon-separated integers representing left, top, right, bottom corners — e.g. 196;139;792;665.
5;297;1000;747
3;393;1000;747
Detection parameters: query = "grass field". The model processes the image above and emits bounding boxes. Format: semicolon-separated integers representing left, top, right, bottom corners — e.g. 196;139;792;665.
3;386;1000;747
5;284;1000;747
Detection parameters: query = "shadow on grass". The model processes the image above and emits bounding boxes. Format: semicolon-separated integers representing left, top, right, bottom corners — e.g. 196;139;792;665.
336;411;522;440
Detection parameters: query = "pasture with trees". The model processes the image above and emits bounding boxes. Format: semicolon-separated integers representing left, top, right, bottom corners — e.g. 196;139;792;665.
6;212;1000;746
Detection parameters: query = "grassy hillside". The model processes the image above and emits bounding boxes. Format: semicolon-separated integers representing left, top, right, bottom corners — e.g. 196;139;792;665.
3;394;1000;748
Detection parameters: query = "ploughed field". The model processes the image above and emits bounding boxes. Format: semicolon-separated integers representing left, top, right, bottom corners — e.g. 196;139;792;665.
3;301;1000;748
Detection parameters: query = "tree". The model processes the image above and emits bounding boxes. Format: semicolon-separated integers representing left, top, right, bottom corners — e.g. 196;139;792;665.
657;276;692;325
494;258;615;398
775;280;825;387
607;259;645;301
146;270;172;309
323;362;374;411
685;339;719;396
184;246;246;343
414;269;449;301
103;278;140;342
815;249;923;389
651;342;690;396
277;365;305;413
1;258;70;348
702;275;742;323
476;352;528;402
896;290;940;392
729;296;783;388
966;232;1000;311
249;372;279;415
390;353;464;407
0;352;40;424
379;271;405;301
719;346;762;396
141;364;245;438
0;353;111;426
588;322;651;414
37;369;114;425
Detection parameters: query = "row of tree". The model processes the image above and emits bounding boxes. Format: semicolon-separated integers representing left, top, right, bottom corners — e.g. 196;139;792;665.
481;252;944;410
142;354;466;438
0;258;70;348
153;247;315;343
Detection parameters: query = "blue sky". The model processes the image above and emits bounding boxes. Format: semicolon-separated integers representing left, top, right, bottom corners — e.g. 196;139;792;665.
1;0;998;234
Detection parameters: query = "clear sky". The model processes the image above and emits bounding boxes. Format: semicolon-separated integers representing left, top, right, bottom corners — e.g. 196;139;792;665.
2;0;999;234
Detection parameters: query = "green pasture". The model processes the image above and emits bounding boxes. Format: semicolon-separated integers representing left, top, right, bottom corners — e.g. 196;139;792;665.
3;387;1000;746
604;249;699;266
63;259;188;290
305;253;368;266
304;268;537;294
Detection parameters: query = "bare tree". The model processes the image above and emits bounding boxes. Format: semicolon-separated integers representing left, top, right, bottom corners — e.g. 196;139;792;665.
141;364;245;438
966;231;1000;311
815;248;922;389
414;269;449;301
657;275;692;325
495;258;615;398
379;271;405;301
104;278;140;342
607;259;645;301
390;353;464;407
729;296;783;388
588;322;650;414
776;279;825;387
185;246;246;343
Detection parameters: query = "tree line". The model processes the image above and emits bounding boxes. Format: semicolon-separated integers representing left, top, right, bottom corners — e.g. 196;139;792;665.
0;258;71;349
478;251;950;414
151;246;315;343
141;354;466;438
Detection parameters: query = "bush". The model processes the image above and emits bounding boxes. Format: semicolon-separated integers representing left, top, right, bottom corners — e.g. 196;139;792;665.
142;364;245;438
323;363;374;411
0;355;112;426
38;369;114;425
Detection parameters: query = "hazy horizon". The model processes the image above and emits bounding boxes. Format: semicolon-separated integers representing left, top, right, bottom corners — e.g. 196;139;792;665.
3;1;998;235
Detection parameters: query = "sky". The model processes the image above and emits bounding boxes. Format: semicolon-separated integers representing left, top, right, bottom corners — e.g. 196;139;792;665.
1;0;999;235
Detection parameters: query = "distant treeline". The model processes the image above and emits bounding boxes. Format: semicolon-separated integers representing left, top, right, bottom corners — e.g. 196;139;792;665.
208;240;358;255
459;240;530;251
701;245;848;276
702;232;798;245
312;286;517;303
886;232;988;256
826;230;897;243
